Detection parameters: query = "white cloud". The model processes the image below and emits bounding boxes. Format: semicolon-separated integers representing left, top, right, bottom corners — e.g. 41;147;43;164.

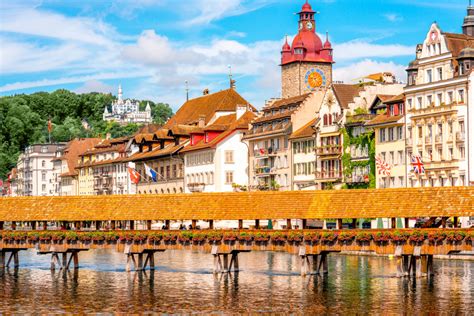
333;59;406;84
384;13;403;22
0;71;147;93
333;40;414;61
74;80;115;94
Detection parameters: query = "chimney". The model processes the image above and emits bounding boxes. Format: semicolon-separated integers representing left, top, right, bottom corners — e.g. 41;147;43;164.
198;115;206;128
203;88;209;95
236;104;247;120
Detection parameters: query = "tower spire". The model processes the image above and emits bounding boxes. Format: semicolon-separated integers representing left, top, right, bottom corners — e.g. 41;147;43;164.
118;84;123;102
185;80;189;102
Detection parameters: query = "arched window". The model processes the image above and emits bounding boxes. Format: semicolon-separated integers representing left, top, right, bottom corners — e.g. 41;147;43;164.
323;114;328;126
41;160;46;168
328;114;332;125
179;187;183;193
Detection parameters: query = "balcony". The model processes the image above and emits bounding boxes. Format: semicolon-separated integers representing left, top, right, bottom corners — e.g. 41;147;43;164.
456;132;465;142
316;145;342;156
187;182;205;193
255;166;276;177
254;147;281;158
425;136;432;144
315;170;342;180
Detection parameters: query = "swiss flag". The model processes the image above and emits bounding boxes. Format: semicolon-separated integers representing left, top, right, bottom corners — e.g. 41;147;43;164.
128;167;141;184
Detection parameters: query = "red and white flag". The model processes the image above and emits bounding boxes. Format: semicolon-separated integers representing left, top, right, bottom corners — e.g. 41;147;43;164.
375;155;391;176
47;118;53;133
128;167;141;184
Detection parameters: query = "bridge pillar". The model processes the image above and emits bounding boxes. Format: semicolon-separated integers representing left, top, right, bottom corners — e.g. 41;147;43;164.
129;221;135;230
404;218;409;228
301;219;307;229
287;219;292;229
453;217;459;228
238;220;243;229
192;220;197;229
0;221;3;230
352;218;357;229
146;220;152;230
0;251;4;268
255;219;260;229
11;222;16;230
318;252;328;274
111;220;116;230
209;220;214;230
336;219;343;230
31;221;36;230
165;220;170;230
441;217;447;228
43;221;47;230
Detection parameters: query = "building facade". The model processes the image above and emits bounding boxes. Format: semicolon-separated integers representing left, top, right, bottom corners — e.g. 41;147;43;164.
103;85;152;125
404;12;474;188
14;144;65;196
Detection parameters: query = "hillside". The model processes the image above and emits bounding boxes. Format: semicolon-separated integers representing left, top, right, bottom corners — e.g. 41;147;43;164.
0;89;173;179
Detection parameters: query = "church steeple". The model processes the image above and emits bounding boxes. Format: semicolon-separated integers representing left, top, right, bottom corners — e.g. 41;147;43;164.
463;1;474;36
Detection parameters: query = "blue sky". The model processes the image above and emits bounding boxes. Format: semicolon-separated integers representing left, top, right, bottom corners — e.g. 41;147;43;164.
0;0;469;110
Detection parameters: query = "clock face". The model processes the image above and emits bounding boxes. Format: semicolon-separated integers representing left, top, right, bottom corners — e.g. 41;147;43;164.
305;69;327;90
306;22;313;30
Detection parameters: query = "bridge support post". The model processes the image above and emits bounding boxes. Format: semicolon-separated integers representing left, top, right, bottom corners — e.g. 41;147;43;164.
391;218;396;228
255;219;260;229
192;220;197;230
352;218;357;229
146;220;152;230
287;219;292;229
43;221;47;230
129;221;135;230
0;251;5;269
165;220;170;230
453;217;459;228
0;221;3;230
317;252;328;274
209;220;214;230
336;219;342;230
404;218;409;228
11;222;16;230
212;248;248;273
31;221;36;230
111;220;116;230
238;220;243;229
301;219;307;229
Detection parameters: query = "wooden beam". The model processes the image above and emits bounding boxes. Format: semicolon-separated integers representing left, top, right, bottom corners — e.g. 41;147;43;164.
255;219;260;229
192;220;197;230
287;219;292;229
453;217;458;228
129;220;135;230
404;218;409;228
11;222;16;230
391;218;396;229
111;220;116;230
336;219;343;230
0;221;3;230
165;220;170;230
43;221;47;230
209;220;214;230
238;219;243;229
352;218;357;229
302;219;307;230
146;220;152;230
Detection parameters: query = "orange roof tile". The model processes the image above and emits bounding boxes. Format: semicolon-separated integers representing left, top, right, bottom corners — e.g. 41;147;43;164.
127;142;185;162
0;187;472;221
264;93;311;110
365;114;403;127
333;84;362;109
61;138;102;176
164;89;254;128
443;32;474;57
289;119;316;139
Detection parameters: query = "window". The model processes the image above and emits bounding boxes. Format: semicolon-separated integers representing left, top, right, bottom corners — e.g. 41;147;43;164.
417;97;423;109
448;91;453;104
225;150;234;163
379;128;386;142
458;90;465;103
399;177;404;187
437;147;443;160
388;128;394;141
437;93;443;106
437;67;443;81
397;126;403;140
225;171;234;184
448;147;453;160
408;99;413;109
459;146;465;159
426;69;432;83
427;95;433;106
42;184;46;191
459;120;465;133
294;48;303;54
398;151;403;165
389;151;394;165
41;146;47;153
41;171;46;181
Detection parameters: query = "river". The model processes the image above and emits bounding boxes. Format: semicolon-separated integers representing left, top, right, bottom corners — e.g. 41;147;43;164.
0;249;473;314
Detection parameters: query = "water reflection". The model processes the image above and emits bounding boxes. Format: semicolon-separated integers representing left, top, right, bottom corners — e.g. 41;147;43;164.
0;249;472;313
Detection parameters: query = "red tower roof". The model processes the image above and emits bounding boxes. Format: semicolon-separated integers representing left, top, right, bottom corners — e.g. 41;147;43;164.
281;1;333;65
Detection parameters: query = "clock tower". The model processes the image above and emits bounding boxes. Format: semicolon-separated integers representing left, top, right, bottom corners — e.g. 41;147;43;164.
281;1;334;98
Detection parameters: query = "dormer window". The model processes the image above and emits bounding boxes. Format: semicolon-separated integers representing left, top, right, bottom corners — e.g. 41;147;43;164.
294;48;304;55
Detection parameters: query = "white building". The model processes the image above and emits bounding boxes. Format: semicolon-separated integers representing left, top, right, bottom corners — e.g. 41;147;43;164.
103;85;152;125
15;143;66;196
182;107;255;193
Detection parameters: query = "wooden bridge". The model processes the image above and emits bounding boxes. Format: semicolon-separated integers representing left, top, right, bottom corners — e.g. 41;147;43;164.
0;187;473;277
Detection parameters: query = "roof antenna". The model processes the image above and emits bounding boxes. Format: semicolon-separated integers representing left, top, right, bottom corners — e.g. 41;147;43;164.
185;80;189;102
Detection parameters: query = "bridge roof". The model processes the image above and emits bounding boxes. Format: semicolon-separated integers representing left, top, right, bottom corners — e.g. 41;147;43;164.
0;187;473;221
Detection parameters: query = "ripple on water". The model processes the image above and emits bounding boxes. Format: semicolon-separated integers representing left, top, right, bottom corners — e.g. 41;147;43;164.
0;249;473;313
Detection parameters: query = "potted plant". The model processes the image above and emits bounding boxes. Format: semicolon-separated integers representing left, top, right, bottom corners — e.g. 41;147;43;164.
304;232;320;244
445;231;466;243
270;231;287;243
253;232;270;243
409;230;427;244
223;232;239;243
27;232;40;243
355;232;371;243
162;233;177;243
206;231;223;243
391;231;409;244
321;232;338;244
337;232;355;243
148;232;163;244
133;233;147;244
238;232;253;243
178;231;193;243
104;232;119;243
288;232;304;243
428;231;446;244
372;231;391;243
65;232;79;243
191;232;206;244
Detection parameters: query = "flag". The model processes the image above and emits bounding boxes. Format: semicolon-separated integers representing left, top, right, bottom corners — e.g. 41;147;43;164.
375;155;391;176
128;167;140;184
411;155;425;174
144;163;158;182
47;118;53;133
